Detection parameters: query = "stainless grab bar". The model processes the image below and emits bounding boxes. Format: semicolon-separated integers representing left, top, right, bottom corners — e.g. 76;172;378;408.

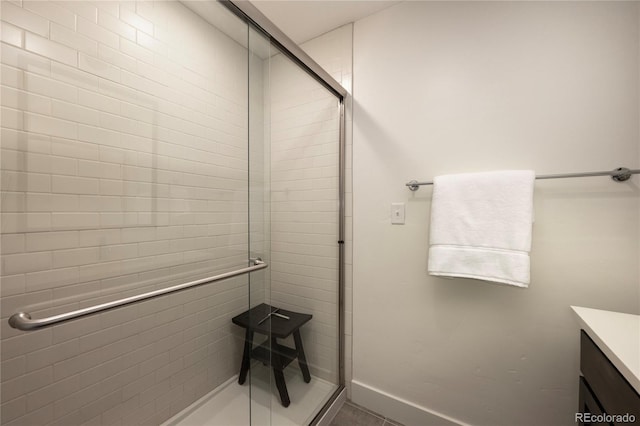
8;259;268;331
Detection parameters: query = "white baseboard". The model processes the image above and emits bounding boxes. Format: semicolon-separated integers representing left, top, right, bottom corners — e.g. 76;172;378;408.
350;380;468;426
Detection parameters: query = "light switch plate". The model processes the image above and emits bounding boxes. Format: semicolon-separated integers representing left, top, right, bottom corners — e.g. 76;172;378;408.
391;203;405;225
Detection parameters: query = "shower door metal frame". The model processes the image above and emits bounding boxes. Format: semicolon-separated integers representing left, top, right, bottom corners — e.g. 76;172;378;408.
221;0;348;100
220;0;348;423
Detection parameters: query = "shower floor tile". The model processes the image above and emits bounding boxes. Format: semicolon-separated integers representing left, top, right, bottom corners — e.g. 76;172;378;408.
163;367;336;426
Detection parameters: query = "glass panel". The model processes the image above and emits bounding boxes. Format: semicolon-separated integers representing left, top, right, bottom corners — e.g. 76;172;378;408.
246;30;342;426
0;1;341;424
249;24;273;426
248;26;343;426
265;45;341;424
0;1;255;425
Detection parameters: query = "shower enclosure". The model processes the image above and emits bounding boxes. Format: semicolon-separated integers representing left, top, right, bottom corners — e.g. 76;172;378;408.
0;1;346;424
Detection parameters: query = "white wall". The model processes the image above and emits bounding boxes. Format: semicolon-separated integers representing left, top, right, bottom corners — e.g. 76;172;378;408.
352;2;639;425
0;2;254;424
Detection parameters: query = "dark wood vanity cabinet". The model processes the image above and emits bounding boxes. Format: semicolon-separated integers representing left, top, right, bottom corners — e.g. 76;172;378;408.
578;330;640;426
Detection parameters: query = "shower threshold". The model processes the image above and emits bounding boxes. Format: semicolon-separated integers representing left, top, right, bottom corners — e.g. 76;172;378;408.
162;367;336;426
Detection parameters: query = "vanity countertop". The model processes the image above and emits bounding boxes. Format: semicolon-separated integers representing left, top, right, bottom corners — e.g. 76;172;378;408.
571;306;640;395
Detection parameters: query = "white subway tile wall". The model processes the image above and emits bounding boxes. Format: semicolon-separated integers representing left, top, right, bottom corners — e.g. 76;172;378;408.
0;1;257;425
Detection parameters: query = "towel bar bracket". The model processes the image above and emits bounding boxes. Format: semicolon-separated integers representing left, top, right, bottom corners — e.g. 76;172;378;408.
612;167;632;182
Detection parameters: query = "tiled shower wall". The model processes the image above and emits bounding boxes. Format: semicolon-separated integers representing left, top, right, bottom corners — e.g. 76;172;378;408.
0;1;259;424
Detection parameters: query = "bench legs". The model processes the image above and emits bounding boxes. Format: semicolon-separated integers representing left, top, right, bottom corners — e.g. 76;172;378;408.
271;337;291;407
293;330;311;383
238;329;253;385
237;330;311;407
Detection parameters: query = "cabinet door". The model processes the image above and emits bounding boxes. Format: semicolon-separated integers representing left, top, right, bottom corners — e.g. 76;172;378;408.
580;330;640;421
578;376;611;426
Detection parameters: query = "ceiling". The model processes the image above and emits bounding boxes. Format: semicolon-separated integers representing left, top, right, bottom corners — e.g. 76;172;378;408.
250;0;401;44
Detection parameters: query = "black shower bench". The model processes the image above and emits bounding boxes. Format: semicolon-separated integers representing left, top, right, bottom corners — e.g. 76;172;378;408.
232;303;312;407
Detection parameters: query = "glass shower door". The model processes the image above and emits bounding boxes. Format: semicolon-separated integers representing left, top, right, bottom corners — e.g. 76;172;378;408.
268;46;342;424
0;1;269;425
248;23;273;426
246;29;342;424
0;0;343;422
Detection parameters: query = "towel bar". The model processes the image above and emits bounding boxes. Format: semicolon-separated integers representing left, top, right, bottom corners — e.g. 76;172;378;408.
407;167;639;191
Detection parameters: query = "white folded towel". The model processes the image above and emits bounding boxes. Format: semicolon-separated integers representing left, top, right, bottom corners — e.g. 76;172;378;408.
428;170;535;287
